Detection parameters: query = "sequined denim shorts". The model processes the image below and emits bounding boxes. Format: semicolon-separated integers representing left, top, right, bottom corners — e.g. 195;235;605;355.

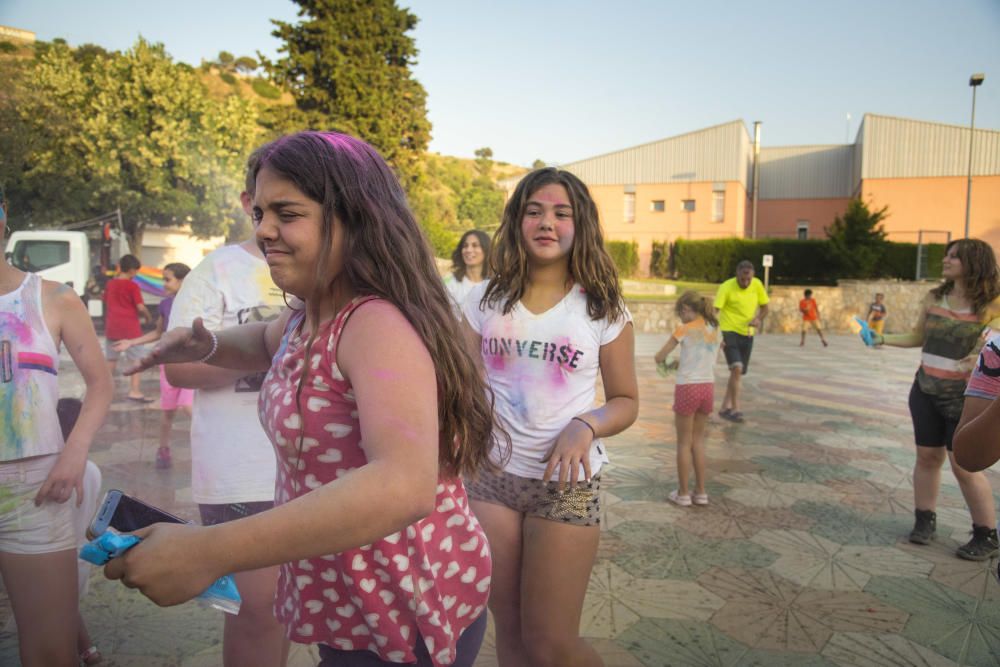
464;468;601;527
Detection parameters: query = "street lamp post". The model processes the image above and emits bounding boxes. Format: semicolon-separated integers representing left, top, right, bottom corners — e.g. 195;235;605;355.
964;73;984;239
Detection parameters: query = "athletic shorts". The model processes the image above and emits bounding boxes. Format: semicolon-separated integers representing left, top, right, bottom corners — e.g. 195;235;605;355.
159;367;193;411
801;319;822;332
869;320;885;335
198;500;274;526
674;382;714;416
908;379;959;450
464;468;601;527
0;455;77;555
722;331;753;374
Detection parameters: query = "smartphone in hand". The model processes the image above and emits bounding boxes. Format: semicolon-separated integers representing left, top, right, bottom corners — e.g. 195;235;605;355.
87;489;187;540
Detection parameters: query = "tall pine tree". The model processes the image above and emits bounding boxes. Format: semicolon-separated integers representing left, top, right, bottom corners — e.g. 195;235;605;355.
265;0;431;185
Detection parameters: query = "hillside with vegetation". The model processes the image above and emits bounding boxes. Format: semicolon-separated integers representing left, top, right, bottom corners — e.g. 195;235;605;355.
0;9;525;256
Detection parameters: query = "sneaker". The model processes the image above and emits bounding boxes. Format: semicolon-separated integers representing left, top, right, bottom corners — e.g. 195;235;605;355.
908;509;936;545
956;525;999;561
724;411;745;423
155;447;172;470
692;493;709;506
668;490;692;507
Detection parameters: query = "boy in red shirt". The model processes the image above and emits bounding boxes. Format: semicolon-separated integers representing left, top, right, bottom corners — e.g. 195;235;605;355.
799;288;828;347
104;255;152;401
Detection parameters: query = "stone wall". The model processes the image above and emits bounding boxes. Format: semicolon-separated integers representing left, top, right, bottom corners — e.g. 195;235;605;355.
627;280;936;334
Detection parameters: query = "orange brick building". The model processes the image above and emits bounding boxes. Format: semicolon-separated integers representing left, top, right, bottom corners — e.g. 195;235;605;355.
501;114;1000;274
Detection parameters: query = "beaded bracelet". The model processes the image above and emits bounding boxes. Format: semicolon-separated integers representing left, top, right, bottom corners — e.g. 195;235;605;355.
198;330;219;364
572;416;597;439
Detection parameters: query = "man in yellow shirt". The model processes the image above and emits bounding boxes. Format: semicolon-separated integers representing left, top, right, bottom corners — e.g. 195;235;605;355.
714;260;770;423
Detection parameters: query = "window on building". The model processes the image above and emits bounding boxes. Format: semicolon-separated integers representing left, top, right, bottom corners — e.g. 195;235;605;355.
712;191;725;222
797;221;809;240
624;193;635;223
681;199;696;212
650;200;665;212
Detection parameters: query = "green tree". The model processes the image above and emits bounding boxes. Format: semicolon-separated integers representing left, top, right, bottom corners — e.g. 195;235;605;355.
457;184;504;230
1;39;260;247
234;56;258;73
473;147;493;179
531;159;546;169
826;198;889;278
217;50;235;68
264;0;431;184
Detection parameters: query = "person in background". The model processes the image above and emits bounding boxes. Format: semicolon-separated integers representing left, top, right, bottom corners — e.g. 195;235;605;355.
112;263;193;469
444;229;491;317
872;238;1000;560
713;260;769;423
103;255;153;402
655;291;721;507
867;292;888;336
799;288;828;347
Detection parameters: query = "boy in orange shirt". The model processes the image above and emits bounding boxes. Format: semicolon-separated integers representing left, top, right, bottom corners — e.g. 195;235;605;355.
799;289;828;347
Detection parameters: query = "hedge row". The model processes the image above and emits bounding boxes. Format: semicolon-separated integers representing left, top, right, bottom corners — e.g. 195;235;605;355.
657;238;944;284
606;240;639;278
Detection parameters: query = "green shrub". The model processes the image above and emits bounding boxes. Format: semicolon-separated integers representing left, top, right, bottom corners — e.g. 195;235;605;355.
251;78;282;100
606;240;639;278
0;41;18;54
672;238;946;284
220;72;236;85
650;240;670;278
881;242;944;280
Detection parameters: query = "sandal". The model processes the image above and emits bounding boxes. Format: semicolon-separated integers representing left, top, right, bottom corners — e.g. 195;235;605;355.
693;493;709;505
668;490;692;507
80;645;103;665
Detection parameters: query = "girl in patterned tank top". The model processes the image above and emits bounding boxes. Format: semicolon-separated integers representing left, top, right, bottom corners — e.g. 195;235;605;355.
107;132;505;667
0;196;113;665
873;238;1000;561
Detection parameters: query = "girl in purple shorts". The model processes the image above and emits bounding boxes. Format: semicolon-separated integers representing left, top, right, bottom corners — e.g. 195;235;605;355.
655;291;722;507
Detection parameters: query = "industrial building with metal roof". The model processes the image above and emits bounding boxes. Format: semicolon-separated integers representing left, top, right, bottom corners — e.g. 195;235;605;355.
500;114;1000;274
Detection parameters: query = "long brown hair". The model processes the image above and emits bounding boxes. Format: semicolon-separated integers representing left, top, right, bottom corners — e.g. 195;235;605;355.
254;131;504;478
931;238;1000;319
450;229;492;281
675;290;718;327
482;168;626;322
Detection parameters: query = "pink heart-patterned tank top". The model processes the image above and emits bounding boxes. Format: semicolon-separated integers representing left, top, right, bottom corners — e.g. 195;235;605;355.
258;296;491;666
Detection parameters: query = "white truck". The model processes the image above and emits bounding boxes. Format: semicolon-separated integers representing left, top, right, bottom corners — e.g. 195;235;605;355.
4;213;127;318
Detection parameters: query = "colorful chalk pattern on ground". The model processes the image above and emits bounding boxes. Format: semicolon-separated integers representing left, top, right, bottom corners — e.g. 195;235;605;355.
132;266;166;297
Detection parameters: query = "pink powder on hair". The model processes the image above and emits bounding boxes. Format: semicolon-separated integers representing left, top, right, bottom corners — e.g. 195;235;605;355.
318;132;366;159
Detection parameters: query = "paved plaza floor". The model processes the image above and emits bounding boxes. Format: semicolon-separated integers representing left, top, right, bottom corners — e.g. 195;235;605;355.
2;333;999;666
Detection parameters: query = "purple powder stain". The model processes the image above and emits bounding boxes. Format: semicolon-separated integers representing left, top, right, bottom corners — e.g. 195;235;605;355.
545;335;575;387
0;311;34;344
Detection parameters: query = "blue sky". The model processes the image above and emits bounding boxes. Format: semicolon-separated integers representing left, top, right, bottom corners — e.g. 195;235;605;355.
2;0;999;167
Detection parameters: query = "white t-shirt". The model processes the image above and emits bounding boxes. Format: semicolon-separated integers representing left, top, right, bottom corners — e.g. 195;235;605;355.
463;281;631;479
168;244;285;504
444;274;485;319
672;317;721;385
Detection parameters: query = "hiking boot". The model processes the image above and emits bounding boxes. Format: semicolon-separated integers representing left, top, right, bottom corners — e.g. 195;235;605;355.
956;525;999;561
908;509;936;545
